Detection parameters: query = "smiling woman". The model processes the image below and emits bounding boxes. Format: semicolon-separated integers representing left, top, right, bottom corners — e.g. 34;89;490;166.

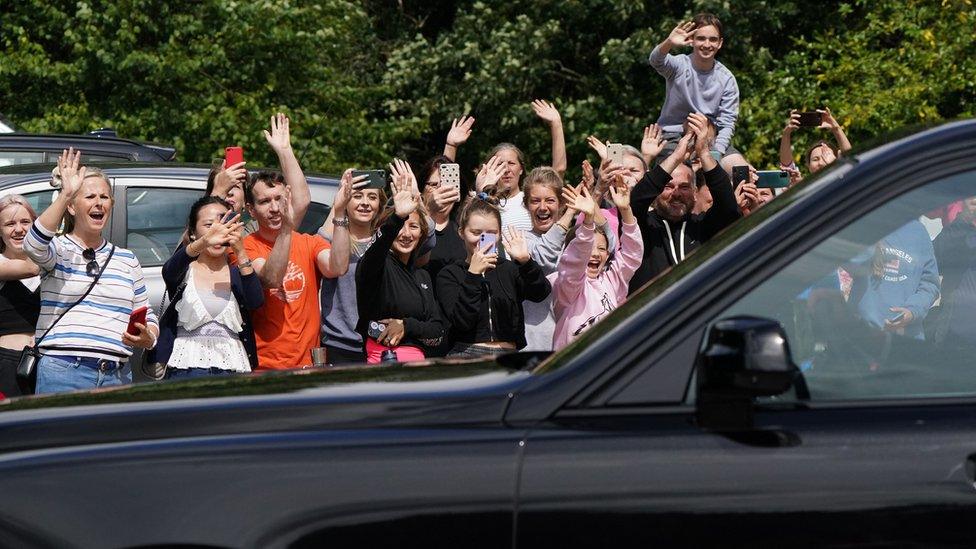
0;194;40;396
21;149;159;394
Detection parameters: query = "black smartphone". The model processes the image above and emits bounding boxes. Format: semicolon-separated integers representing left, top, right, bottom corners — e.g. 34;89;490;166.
352;170;387;189
367;320;387;340
889;311;907;323
797;111;823;127
755;170;790;189
731;165;750;188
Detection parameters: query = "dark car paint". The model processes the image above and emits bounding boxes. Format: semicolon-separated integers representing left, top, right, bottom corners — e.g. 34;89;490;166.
0;133;177;162
2;121;976;547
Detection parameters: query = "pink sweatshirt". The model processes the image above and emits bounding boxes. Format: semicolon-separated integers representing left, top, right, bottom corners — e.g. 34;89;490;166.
551;219;644;349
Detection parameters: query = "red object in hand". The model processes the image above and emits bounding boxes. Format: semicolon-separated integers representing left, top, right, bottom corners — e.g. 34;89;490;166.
224;146;243;168
127;306;148;336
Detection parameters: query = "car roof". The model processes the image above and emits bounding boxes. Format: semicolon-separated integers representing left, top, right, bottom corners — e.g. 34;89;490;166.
0;132;177;161
0;161;341;188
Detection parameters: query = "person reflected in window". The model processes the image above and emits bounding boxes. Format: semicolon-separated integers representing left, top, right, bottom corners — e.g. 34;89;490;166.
932;196;976;348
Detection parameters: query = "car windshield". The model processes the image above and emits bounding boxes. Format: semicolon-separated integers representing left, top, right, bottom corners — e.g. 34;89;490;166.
533;159;856;375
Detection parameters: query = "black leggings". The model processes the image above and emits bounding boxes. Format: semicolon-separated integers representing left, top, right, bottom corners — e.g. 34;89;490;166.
325;344;366;366
0;346;25;397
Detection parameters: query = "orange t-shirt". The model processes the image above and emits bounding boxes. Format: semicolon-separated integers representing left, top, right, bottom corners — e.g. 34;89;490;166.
244;231;330;370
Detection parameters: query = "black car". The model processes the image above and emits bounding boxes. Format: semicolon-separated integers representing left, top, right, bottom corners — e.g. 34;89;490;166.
2;120;976;548
0;129;176;167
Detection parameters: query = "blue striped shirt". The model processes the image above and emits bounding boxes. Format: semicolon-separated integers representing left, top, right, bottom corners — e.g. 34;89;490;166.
23;221;158;360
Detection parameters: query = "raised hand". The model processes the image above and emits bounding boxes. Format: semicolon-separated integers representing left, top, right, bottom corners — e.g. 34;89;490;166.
502;226;530;264
213;161;247;198
581;160;595;191
686;112;711;157
226;222;246;257
563;183;597;219
561;184;581;214
389;158;419;194
334;168;364;215
446;116;475;147
784;110;801;136
280;185;295;230
468;240;498;275
642;123;666;162
200;212;243;248
427;184;461;215
531;99;561;126
668;20;697;48
476;155;505;193
390;171;419;219
608;177;632;211
263;112;292;153
586;135;608;161
735;183;760;215
819;107;840;130
57;148;86;199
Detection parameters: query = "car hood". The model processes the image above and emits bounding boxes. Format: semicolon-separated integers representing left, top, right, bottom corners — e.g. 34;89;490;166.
0;359;533;454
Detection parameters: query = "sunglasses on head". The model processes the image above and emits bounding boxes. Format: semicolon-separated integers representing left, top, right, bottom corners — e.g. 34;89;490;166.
83;248;99;277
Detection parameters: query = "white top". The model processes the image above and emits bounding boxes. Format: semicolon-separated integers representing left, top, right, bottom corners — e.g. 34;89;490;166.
167;268;250;372
500;191;534;233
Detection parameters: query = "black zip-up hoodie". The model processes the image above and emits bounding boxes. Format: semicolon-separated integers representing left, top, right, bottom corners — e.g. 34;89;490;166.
355;213;445;349
436;256;551;349
628;163;740;295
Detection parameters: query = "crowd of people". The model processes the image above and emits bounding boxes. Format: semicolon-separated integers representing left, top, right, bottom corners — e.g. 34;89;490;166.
0;13;862;397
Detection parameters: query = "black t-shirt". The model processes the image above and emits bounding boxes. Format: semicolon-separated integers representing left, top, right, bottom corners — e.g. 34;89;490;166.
0;279;39;336
426;219;467;287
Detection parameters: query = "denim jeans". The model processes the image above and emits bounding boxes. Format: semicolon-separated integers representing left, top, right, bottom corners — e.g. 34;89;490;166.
35;354;132;394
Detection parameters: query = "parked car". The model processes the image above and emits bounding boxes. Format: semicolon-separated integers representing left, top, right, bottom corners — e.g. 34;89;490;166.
0;129;177;168
2;120;976;547
0;162;339;373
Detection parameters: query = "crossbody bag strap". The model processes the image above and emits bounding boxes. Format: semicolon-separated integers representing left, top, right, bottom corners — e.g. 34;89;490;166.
35;244;116;347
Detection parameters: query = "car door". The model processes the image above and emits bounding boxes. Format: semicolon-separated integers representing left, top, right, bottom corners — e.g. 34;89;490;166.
515;159;976;546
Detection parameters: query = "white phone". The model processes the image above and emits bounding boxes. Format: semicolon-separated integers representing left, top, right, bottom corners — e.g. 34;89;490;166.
607;143;625;165
439;163;461;191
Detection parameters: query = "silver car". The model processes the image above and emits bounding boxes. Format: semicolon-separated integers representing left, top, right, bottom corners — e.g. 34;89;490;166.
0;162;340;372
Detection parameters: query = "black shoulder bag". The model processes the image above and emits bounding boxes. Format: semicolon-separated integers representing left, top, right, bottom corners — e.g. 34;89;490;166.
17;245;116;380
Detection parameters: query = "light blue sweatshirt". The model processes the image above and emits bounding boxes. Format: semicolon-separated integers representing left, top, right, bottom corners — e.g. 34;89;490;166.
648;46;740;154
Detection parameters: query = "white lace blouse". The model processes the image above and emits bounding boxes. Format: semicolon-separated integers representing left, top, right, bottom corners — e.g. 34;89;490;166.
167;267;251;372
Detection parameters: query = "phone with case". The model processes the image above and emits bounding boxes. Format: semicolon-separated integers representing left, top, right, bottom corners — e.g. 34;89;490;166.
439;163;461;192
755;170;790;189
607;143;625;165
224;146;243;168
479;233;497;254
797;111;824;127
352;170;387;189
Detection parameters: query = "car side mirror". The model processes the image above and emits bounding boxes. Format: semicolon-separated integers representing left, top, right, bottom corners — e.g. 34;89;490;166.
695;316;800;431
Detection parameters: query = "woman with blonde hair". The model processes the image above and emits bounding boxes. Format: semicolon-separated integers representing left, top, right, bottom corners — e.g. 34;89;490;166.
0;194;40;395
23;149;158;393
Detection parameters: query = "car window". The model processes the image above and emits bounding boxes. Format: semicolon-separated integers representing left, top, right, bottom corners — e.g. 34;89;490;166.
711;169;976;401
298;201;331;235
0;151;45;167
21;189;57;214
126;187;203;266
43;152;131;163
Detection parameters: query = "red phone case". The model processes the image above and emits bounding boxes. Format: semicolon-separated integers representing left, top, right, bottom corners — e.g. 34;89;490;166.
224;146;244;168
127;306;148;336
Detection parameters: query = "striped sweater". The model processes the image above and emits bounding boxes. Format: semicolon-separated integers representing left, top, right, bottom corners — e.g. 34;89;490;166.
24;221;158;360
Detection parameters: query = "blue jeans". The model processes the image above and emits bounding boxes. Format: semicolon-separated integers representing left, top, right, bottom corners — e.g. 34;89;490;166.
35;354;132;394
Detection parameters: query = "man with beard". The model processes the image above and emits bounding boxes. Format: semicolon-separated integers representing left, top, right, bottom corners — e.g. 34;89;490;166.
628;113;740;294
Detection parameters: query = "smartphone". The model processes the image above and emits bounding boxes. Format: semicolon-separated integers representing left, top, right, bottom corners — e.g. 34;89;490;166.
127;306;148;336
224;146;244;168
755;170;790;189
479;233;497;254
352;169;387;189
607;143;625;165
797;111;823;127
731;165;750;188
889;311;907;323
221;210;236;224
367;320;387;340
439;163;461;192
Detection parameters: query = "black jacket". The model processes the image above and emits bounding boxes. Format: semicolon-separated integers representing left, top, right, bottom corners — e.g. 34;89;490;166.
436;257;551;349
356;213;445;349
628;164;740;294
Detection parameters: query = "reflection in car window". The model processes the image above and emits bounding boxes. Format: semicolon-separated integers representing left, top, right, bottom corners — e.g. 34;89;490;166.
126;187;203;266
717;170;976;401
22;190;56;215
0;151;45;167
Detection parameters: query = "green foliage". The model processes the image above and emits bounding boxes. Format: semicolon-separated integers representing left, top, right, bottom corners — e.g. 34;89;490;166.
0;0;424;172
2;0;974;179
